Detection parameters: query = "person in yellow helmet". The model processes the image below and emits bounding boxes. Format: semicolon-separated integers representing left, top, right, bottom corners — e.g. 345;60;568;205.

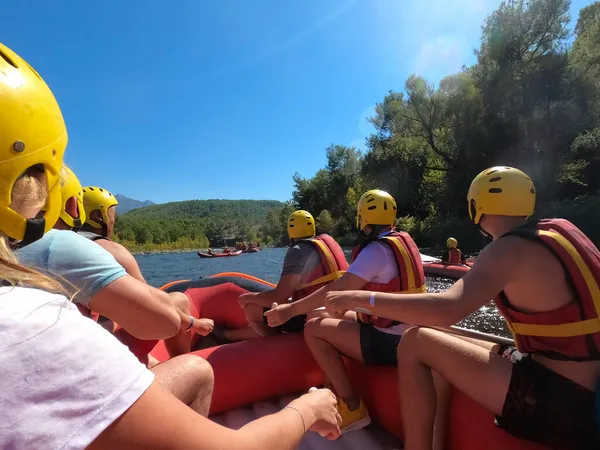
53;165;87;231
266;190;426;436
75;185;149;280
79;186;119;239
230;210;348;343
441;237;466;264
55;174;214;358
81;184;216;355
0;42;341;449
325;167;600;449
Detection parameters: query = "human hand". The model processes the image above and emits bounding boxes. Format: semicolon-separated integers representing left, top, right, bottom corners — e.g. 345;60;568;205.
238;292;257;309
263;302;292;327
192;318;214;336
324;290;366;318
289;387;341;440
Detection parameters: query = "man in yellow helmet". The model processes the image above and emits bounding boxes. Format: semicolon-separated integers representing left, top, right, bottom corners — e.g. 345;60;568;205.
76;186;148;281
266;190;426;436
80;186;118;239
234;210;348;341
2;41;214;417
325;167;600;449
441;237;466;264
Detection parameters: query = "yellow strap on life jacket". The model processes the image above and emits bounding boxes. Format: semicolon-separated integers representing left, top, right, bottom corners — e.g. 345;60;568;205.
297;270;347;290
296;238;345;290
505;229;600;338
381;236;426;293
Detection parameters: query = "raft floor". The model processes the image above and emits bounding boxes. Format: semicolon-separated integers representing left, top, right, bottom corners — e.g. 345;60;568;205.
210;393;403;449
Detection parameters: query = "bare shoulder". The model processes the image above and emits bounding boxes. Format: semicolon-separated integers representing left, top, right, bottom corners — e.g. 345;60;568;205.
94;240;143;280
474;234;558;275
96;239;132;258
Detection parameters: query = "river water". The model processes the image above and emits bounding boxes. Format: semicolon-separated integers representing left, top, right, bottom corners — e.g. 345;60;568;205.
135;248;509;337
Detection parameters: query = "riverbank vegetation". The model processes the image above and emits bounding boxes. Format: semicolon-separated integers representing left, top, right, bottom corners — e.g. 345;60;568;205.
113;200;283;251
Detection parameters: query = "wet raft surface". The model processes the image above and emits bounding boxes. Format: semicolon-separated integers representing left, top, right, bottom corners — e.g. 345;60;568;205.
211;394;403;450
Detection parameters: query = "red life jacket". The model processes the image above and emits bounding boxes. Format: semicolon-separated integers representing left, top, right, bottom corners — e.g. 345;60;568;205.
291;234;349;301
445;248;462;264
494;219;600;361
76;303;156;365
351;231;426;328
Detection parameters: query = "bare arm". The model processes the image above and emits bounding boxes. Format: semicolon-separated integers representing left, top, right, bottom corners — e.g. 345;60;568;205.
241;274;302;308
340;238;520;326
89;382;339;450
96;240;146;283
89;276;181;340
288;272;368;317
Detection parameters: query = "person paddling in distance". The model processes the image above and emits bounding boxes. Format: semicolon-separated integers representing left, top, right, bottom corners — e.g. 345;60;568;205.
232;210;348;341
266;190;429;436
441;237;466;265
325;167;600;450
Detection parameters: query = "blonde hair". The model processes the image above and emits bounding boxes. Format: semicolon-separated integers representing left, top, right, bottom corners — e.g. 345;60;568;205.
0;171;72;296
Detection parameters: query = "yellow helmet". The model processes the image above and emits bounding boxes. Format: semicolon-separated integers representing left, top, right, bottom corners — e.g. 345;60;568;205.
447;237;458;249
58;165;86;229
287;210;316;239
82;186;118;228
0;42;68;241
356;189;397;231
467;166;536;224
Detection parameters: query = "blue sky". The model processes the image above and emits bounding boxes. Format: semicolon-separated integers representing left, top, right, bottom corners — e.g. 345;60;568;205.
2;0;589;203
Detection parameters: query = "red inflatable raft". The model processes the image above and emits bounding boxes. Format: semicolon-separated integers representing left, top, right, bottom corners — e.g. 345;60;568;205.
420;253;474;279
150;273;549;450
198;250;243;258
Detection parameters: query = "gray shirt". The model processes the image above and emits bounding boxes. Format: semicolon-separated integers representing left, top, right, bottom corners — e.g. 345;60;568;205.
281;240;321;282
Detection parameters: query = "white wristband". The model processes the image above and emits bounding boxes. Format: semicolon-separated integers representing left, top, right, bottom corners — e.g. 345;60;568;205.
369;291;376;309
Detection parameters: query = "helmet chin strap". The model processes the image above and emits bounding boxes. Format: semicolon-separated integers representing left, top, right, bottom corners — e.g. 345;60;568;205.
476;222;494;247
356;225;386;249
99;222;109;238
11;218;46;249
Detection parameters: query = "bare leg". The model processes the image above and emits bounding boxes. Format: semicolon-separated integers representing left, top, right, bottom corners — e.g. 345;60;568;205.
150;354;214;416
432;371;450;450
304;315;363;409
434;333;500;450
397;327;512;450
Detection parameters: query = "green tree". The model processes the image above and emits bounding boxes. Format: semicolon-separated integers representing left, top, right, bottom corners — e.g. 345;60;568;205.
316;210;334;235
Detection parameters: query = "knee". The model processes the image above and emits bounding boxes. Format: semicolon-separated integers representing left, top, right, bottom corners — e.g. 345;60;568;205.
180;354;214;388
303;316;323;339
396;326;434;362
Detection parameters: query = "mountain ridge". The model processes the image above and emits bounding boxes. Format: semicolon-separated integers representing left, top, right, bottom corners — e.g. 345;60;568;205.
114;194;156;214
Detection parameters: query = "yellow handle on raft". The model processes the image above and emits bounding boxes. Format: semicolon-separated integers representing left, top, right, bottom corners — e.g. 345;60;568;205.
210;272;277;288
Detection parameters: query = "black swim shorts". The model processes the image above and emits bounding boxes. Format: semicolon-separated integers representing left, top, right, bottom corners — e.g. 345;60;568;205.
495;346;599;450
359;322;402;366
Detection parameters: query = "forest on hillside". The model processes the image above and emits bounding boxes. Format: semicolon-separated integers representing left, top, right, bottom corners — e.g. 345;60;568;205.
116;0;600;252
113;199;284;251
286;0;600;250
